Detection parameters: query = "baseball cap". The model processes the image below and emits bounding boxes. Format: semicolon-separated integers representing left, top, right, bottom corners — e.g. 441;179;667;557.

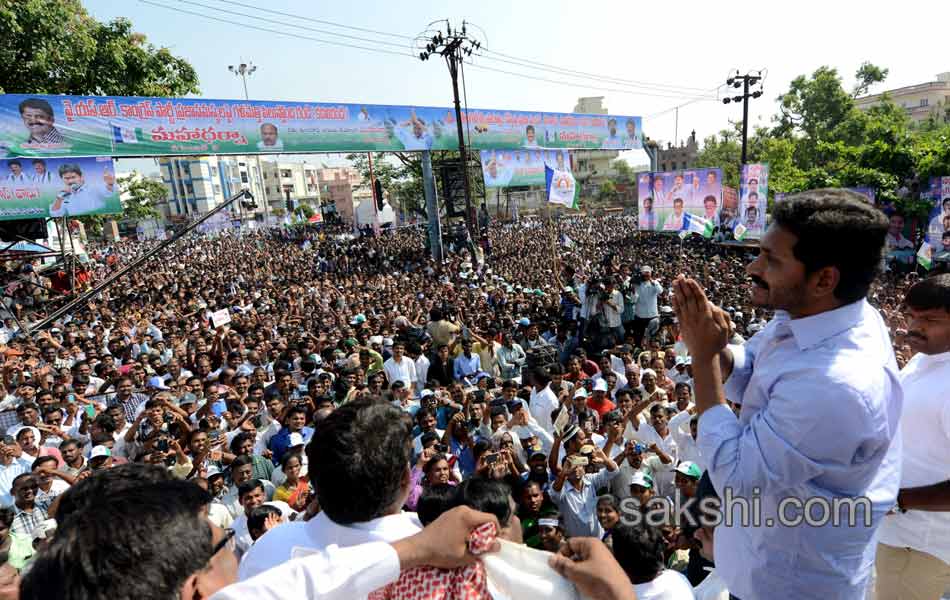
602;410;623;425
90;445;112;460
288;432;305;447
517;318;531;327
573;388;588;399
630;472;654;489
206;466;225;480
178;392;197;406
419;389;435;399
349;314;367;325
640;265;653;274
369;335;383;346
675;461;702;479
593;379;608;392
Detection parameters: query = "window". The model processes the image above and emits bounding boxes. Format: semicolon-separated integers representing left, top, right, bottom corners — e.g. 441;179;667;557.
280;169;293;178
920;98;929;107
213;184;221;195
263;172;268;179
240;173;248;183
238;162;246;167
185;182;195;196
211;166;218;176
671;162;677;170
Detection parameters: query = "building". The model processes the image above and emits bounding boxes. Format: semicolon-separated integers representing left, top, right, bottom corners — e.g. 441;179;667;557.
656;130;699;172
157;156;246;220
571;97;621;197
259;160;321;212
316;166;372;225
158;156;322;222
856;72;950;125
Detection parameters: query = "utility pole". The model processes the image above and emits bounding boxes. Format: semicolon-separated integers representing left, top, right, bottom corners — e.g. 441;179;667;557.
228;61;270;226
722;70;764;165
418;21;481;239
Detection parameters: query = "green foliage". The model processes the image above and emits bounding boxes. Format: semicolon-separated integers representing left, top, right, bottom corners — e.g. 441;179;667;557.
696;61;950;220
117;173;164;221
0;1;199;96
611;159;634;184
598;180;617;201
295;203;316;219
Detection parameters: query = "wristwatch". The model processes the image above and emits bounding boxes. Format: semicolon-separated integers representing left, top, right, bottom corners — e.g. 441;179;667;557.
895;491;908;514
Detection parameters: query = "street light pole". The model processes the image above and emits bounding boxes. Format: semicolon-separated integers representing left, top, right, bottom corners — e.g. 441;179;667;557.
228;61;270;226
418;21;481;240
722;70;764;166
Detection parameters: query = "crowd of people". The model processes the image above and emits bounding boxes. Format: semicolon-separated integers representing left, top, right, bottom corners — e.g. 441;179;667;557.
0;188;945;600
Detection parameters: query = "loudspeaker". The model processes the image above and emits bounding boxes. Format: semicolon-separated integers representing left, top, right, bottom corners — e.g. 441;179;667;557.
0;219;47;240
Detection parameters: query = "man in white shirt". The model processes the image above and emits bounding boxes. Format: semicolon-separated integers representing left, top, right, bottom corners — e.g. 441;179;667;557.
382;342;417;390
549;446;619;538
239;400;422;580
528;368;559;435
633;266;663;347
876;274;950;599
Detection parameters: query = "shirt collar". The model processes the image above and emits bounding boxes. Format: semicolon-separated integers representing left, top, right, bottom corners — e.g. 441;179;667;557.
782;299;868;351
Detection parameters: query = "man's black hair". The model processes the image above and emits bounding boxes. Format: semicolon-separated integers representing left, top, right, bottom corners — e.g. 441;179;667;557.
306;399;412;525
611;523;665;583
772;189;888;304
230;454;253;472
229;431;255;454
18;98;54;117
904;273;950;312
21;475;212;600
417;483;456;526
57;163;82;178
451;476;512;527
247;504;283;539
238;479;264;501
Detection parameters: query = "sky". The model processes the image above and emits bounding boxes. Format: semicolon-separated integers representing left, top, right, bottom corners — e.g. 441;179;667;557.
87;0;950;175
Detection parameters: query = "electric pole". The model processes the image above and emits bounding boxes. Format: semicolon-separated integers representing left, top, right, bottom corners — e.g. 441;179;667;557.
418;21;481;239
228;61;270;226
722;70;764;165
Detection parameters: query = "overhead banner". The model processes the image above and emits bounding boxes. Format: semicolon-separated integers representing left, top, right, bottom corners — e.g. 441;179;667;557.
0;156;119;220
480;149;571;188
927;177;950;248
739;163;768;239
0;94;642;158
636;168;722;232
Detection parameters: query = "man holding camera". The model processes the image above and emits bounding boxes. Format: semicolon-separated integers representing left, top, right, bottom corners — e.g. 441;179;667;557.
549;445;619;538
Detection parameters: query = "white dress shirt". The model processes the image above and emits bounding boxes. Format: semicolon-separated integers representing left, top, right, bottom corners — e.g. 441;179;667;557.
699;299;902;600
528;385;559;434
878;350;950;564
239;509;422;581
214;541;400;600
669;410;704;471
383;356;417;389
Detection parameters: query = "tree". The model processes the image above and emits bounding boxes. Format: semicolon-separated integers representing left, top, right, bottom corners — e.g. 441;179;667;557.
0;2;199;96
853;62;889;98
598;180;618;202
611;159;634;184
117;173;164;221
295;203;315;219
694;126;742;188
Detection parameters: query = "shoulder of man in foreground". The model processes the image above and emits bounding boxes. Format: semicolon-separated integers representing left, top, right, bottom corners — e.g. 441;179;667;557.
238;520;309;580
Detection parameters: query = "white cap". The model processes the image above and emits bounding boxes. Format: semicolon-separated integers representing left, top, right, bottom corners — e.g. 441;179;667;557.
593;379;608;392
90;445;112;460
538;518;560;528
640;265;653;273
147;376;169;390
288;432;305;447
420;389;435;399
369;336;383;346
630;472;653;489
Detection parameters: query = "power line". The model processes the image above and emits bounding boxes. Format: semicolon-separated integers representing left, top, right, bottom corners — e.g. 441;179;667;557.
197;0;414;40
479;46;713;94
165;0;719;100
163;0;410;49
139;0;721;103
467;62;719;102
138;0;417;60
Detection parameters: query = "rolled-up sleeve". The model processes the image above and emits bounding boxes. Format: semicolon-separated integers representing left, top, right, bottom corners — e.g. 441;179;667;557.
723;342;754;403
212;542;400;600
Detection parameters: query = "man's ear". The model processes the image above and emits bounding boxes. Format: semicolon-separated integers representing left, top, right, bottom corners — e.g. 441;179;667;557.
179;573;200;600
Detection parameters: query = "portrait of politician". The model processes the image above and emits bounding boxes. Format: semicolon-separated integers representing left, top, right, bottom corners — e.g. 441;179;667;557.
256;123;284;151
50;163;114;217
19;98;66;146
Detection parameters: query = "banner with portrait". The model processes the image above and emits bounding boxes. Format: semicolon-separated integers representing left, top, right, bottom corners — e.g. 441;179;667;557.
635;168;722;232
0;156;120;220
738;164;768;239
479;149;571;188
927;177;950;249
0;94;642;158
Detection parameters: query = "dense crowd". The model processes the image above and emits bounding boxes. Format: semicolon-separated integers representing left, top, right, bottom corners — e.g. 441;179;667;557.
0;200;943;600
